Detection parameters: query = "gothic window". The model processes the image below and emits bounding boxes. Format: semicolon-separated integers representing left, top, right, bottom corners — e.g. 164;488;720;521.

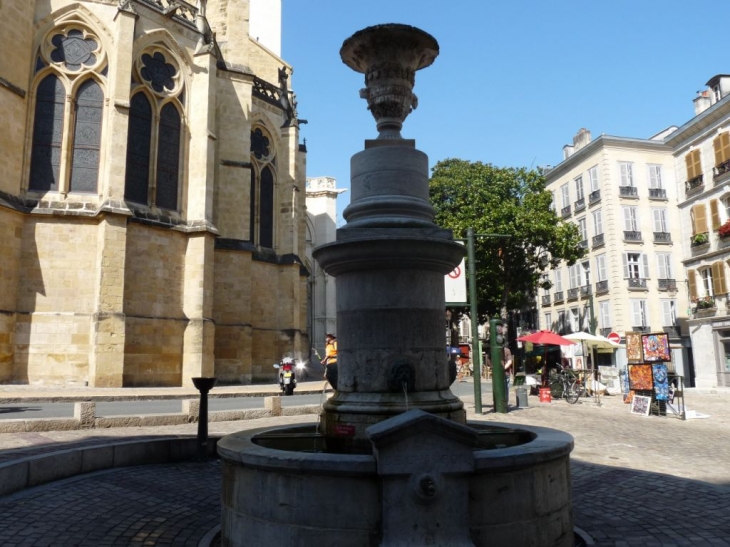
29;26;106;193
249;126;276;248
124;48;184;210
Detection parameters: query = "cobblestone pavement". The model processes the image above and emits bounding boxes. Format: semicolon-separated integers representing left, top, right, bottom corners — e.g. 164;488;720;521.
0;389;728;546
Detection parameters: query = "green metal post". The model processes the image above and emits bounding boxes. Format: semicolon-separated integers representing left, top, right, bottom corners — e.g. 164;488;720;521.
467;228;483;414
490;318;507;413
589;294;596;336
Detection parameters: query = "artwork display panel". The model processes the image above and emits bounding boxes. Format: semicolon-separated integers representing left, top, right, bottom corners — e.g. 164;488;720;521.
653;364;669;401
628;364;653;390
641;333;671;362
626;332;643;363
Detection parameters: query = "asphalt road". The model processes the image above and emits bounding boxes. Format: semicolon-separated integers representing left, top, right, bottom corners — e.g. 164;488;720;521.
0;380;488;419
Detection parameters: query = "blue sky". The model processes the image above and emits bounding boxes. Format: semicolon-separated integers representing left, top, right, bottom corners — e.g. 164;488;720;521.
282;1;730;223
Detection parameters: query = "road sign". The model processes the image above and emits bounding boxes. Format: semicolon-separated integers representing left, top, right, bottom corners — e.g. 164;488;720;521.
445;250;467;304
607;332;621;344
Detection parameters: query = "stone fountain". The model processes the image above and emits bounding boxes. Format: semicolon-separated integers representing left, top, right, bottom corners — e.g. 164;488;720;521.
217;24;575;547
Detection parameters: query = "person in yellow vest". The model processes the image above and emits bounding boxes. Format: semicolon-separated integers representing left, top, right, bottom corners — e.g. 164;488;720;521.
321;333;338;388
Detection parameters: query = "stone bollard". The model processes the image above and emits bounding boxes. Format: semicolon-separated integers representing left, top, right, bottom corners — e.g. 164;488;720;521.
192;377;217;460
182;399;200;422
74;402;95;429
265;396;282;417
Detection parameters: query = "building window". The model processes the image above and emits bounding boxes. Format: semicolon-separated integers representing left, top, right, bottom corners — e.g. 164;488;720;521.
588;165;599;192
713;132;730;167
560;183;570;209
686;149;702;180
700;267;714;297
622;206;639;231
581;261;590;286
577;217;587;241
544;313;552;330
652;208;668;233
124;49;184;211
28;26;107;194
557;311;566;333
656;253;673;279
619;162;634;186
592;209;603;235
623;253;648;279
599;300;611;330
575;176;584;201
691;203;708;235
569;308;580;332
249;126;277;248
595;254;607;282
630;299;648;327
661;300;677;326
569;264;581;289
647;164;663;189
554;269;563;292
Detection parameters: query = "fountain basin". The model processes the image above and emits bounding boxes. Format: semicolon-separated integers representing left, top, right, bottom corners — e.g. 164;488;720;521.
218;420;574;546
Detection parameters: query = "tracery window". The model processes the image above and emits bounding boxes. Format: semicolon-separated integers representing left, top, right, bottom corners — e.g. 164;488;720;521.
250;126;276;248
29;26;106;193
124;49;184;211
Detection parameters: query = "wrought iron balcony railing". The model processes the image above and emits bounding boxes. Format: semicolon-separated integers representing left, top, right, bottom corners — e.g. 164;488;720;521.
619;186;638;198
574;198;586;212
561;206;571;219
600;327;612;337
588;189;601;204
648;188;667;200
653;232;671;244
664;325;682;339
685;175;704;194
632;325;650;333
658;278;677;291
579;239;588;249
713;159;730;180
627;278;648;290
553;291;564;303
541;295;551;306
592;233;605;248
580;285;592;297
624;230;642;242
595;280;609;294
567;288;579;300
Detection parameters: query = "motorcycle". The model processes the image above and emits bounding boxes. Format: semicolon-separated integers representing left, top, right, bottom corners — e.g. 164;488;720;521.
273;357;304;395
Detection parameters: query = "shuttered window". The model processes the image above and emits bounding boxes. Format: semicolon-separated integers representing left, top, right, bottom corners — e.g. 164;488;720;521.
712;261;727;295
623;253;649;279
692;203;709;234
714;133;730;166
686;149;702;180
688;270;697;299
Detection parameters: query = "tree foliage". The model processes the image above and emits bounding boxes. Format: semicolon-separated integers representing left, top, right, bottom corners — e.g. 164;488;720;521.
430;159;585;323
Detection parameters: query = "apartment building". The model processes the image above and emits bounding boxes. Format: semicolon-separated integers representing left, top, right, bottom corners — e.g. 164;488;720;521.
541;129;692;376
666;75;730;388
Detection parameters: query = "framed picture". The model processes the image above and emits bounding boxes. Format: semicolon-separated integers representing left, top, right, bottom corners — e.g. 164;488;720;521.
626;332;643;363
628;364;653;390
630;395;651;416
641;333;671;362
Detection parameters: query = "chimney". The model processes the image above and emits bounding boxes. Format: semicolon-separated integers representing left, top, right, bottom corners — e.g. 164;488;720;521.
573;128;592;151
694;90;712;116
563;145;574;160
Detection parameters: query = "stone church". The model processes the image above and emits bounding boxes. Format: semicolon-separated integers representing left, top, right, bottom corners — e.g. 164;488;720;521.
0;0;309;387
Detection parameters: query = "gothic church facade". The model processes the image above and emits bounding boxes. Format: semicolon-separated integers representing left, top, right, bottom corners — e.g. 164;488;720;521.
0;0;309;387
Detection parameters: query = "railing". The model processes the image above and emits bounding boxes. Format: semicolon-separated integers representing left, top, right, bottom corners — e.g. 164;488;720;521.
624;230;642;242
653;232;671;244
580;285;592;297
561;206;571;219
600;327;612;337
658;278;677;291
595;280;609;294
713;159;730;180
579;239;588;249
627;278;648;290
553;291;564;303
664;325;682;339
632;326;651;333
685;174;704;194
588;189;601;204
648;188;667;199
541;295;551;306
574;198;586;212
592;233;605;248
252;76;287;110
136;0;198;27
567;288;579;300
619;186;638;198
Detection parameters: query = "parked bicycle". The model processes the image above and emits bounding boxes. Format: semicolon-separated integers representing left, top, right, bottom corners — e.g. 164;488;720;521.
549;370;586;404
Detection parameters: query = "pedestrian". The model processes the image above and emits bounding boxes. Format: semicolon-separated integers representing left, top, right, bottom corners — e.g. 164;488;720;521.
321;333;338;388
503;347;514;395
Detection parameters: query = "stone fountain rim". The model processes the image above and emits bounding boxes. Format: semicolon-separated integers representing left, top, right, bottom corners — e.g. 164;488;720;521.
217;421;574;476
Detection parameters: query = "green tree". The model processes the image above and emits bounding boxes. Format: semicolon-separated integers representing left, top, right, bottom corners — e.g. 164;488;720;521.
430;159;585;324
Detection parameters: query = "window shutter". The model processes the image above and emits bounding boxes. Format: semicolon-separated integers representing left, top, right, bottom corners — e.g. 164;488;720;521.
622;254;629;279
693;204;708;234
657;255;666;279
714;135;724;166
641;254;649;279
711;199;721;230
688;270;697;299
686;149;702;180
716;133;730;165
712;261;727;295
631;301;641;326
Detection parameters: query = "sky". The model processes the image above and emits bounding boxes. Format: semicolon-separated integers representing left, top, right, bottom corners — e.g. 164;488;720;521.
281;1;730;223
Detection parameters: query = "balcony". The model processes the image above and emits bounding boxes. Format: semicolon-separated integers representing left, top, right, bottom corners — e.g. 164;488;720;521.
561;206;571;219
580;285;592;297
578;239;588;249
664;325;682;339
648;188;667;200
619;186;638;198
658;278;677;291
574;198;586;213
588;189;601;205
691;232;709;248
554;291;564;303
592;233;605;248
541;294;551;306
713;159;730;180
627;278;648;290
685;174;704;194
567;288;579;300
632;326;651;333
595;280;609;294
653;232;672;244
599;327;612;337
623;230;643;242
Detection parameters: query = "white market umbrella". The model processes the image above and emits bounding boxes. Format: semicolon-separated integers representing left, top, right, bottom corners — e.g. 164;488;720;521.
563;332;620;404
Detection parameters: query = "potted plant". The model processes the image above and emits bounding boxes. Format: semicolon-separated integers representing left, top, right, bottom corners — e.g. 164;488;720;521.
695;295;716;310
719;220;730;239
692;232;709;246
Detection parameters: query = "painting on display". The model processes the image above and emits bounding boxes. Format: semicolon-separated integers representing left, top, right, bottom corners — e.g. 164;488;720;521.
626;332;643;363
628;364;653;390
652;364;669;401
630;395;652;416
641;333;671;362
